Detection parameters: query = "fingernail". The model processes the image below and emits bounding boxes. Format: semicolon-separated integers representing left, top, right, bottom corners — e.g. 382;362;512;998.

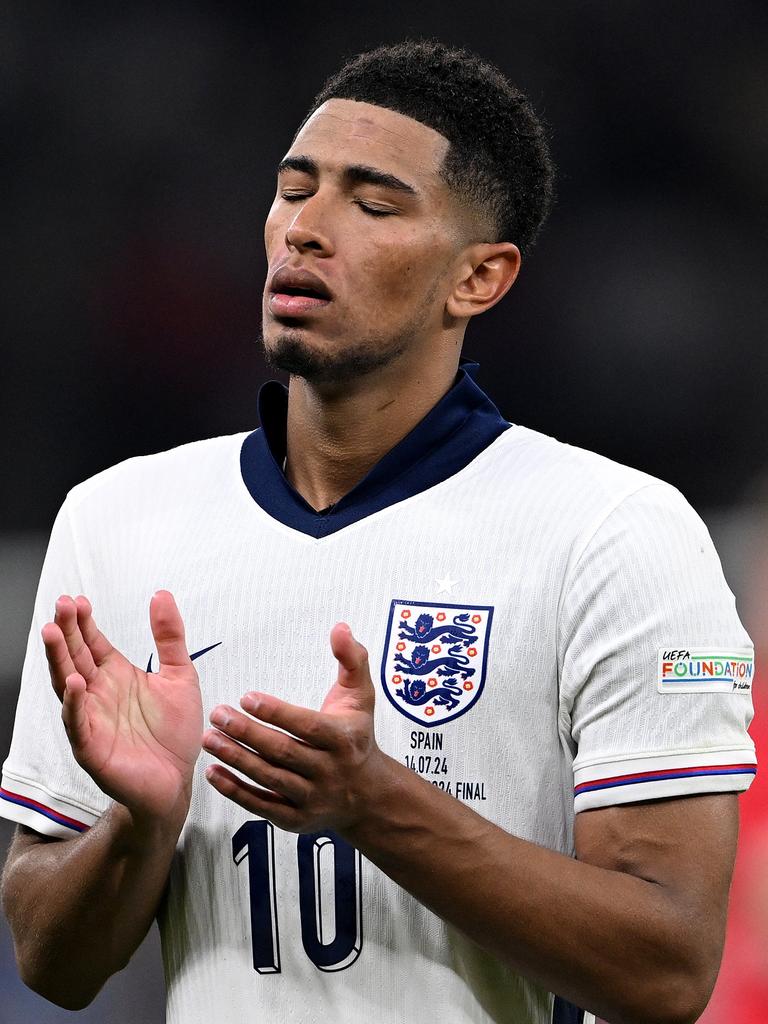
241;692;260;712
209;707;228;728
203;730;221;752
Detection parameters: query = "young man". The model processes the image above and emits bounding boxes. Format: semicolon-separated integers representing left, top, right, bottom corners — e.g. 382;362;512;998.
0;40;756;1024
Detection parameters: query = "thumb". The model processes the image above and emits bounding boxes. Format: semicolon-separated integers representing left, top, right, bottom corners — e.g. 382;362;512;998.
150;590;192;671
329;623;375;707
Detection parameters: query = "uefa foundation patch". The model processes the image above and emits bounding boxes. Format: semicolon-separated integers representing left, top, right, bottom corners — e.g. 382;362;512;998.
657;648;754;693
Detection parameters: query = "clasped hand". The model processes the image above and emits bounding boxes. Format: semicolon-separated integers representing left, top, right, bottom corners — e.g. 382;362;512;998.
203;622;386;835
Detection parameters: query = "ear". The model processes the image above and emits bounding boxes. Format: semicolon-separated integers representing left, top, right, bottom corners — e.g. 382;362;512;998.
445;243;521;320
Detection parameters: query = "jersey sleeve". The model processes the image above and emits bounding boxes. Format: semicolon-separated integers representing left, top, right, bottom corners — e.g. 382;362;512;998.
1;496;108;837
558;482;756;813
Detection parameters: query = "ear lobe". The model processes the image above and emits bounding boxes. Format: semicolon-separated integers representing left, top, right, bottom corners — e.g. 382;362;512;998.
445;243;521;320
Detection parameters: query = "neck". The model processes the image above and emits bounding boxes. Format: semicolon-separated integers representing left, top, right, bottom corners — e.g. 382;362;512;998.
284;344;461;511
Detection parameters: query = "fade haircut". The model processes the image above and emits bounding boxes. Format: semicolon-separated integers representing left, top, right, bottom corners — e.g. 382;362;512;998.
300;39;555;255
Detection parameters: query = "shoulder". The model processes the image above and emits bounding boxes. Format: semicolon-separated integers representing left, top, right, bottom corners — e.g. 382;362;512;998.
493;423;659;494
64;432;251;517
485;424;698;541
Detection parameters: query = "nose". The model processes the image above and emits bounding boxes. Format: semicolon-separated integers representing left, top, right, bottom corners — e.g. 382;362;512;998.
284;194;334;256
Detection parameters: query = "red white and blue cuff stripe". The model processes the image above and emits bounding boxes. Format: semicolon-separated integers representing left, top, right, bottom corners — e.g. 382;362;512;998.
573;748;757;812
0;773;97;837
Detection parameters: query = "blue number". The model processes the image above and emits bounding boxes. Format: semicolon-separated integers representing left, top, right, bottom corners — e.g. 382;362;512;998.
232;820;281;973
234;823;363;973
297;832;363;971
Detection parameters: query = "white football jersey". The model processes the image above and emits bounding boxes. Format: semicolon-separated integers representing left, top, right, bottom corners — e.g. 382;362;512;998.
1;364;755;1024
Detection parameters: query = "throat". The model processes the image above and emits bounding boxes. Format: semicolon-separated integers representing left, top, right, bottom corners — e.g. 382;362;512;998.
282;454;339;513
281;359;458;513
283;451;369;512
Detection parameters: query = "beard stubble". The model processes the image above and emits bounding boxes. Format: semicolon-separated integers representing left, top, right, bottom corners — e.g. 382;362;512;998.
258;281;439;386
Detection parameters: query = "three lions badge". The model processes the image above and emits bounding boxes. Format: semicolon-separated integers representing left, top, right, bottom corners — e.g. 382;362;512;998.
381;600;494;727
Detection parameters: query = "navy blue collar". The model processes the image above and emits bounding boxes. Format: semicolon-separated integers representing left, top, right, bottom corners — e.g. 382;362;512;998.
240;359;510;539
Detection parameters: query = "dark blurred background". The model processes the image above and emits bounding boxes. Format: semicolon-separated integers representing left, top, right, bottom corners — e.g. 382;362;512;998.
1;3;766;1021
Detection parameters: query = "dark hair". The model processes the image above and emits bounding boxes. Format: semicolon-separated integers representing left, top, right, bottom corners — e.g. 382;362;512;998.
301;39;555;255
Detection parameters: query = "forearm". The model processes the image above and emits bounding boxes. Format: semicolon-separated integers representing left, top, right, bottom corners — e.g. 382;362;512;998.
201;633;730;1023
342;756;714;1024
1;798;187;1009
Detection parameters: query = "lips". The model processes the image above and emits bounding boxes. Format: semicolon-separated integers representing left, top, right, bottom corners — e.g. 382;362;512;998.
268;266;333;316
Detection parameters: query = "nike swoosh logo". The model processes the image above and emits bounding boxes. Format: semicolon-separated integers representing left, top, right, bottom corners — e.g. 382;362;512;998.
146;641;222;673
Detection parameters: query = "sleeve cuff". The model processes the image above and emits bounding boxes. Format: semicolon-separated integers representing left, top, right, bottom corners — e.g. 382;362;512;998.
0;771;99;837
573;746;757;813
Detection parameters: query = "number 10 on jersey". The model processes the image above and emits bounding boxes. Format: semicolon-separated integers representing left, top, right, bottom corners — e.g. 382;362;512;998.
233;820;363;973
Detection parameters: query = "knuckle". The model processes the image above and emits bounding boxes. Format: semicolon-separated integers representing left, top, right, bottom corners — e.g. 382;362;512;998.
302;718;322;745
290;778;310;804
230;741;250;770
274;735;297;766
335;720;362;757
250;756;275;786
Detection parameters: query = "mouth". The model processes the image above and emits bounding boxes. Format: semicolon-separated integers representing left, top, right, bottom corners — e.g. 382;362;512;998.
268;268;333;318
268;287;332;318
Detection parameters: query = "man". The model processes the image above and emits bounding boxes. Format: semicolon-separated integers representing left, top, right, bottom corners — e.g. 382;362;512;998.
0;40;756;1024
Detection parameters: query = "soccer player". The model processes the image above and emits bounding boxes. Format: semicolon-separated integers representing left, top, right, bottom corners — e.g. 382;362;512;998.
0;40;756;1024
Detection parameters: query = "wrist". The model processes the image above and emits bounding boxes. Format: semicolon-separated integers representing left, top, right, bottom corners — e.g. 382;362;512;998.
341;750;411;847
109;789;191;852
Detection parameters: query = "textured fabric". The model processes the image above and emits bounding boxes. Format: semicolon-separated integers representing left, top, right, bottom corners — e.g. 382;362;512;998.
1;386;755;1024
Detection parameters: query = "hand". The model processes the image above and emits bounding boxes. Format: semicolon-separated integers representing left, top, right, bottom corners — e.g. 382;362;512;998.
42;591;203;822
203;622;387;834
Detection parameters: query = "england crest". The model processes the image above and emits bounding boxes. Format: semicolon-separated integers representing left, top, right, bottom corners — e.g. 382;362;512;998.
381;599;494;727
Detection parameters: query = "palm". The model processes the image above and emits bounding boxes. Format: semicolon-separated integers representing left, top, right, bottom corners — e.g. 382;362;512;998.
44;591;203;820
320;679;369;721
75;654;202;816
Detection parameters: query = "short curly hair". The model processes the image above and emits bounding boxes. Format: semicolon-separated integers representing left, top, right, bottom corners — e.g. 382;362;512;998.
300;39;555;255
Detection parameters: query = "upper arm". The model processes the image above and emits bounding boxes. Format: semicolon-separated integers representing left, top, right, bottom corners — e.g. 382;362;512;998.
2;825;64;902
559;484;755;813
6;819;64;851
1;497;107;839
575;793;738;970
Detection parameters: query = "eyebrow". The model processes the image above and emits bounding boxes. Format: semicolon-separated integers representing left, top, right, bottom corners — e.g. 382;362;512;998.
277;155;419;197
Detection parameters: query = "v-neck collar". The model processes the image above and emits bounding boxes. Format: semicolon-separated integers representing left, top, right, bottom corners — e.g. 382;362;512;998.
240;359;510;539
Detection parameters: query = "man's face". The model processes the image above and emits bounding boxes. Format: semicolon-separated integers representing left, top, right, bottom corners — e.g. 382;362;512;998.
261;98;468;385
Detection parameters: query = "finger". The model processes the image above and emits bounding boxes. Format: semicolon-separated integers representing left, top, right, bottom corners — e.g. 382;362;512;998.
149;590;192;671
239;692;338;749
74;595;115;666
329;623;375;709
330;622;369;678
202;728;310;806
61;672;92;751
42;621;76;701
210;704;321;777
205;763;302;830
54;595;98;684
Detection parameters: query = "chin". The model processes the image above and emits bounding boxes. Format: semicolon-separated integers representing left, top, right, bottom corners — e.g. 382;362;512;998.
259;328;406;386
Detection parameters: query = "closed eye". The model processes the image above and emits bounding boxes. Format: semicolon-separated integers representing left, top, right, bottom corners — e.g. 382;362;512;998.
280;192;396;217
355;201;396;217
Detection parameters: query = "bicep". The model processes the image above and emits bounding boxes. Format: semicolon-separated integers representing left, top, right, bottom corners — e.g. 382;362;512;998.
575;794;738;947
7;823;64;855
2;825;65;896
